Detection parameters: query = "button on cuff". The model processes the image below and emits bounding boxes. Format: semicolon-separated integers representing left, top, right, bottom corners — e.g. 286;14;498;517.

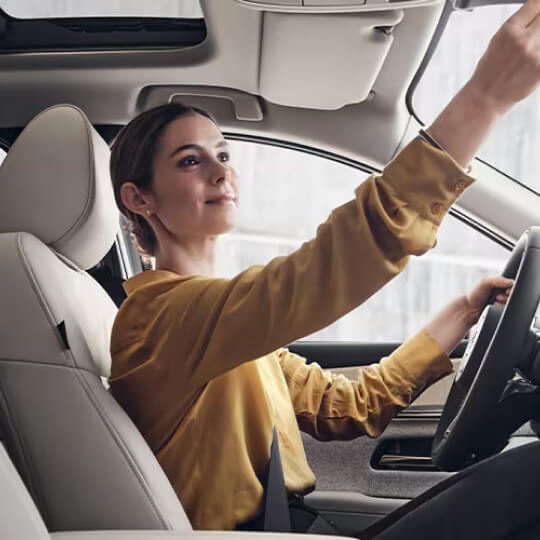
453;180;467;193
430;203;443;216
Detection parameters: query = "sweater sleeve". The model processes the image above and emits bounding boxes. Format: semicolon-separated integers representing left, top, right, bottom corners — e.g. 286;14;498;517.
278;330;453;440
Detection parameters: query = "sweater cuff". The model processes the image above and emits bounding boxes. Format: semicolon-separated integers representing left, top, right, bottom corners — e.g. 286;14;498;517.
381;136;475;226
383;329;454;400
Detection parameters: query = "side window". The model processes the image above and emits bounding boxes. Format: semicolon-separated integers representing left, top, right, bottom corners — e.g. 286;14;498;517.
217;140;509;342
0;148;6;166
216;140;365;275
302;216;508;342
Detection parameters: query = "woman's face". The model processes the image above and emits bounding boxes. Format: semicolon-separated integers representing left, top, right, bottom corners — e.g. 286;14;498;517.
147;113;239;239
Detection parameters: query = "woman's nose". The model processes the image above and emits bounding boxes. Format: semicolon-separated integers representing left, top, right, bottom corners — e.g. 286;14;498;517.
210;162;229;186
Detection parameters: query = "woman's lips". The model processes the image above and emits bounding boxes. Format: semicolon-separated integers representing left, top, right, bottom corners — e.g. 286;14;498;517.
206;195;236;205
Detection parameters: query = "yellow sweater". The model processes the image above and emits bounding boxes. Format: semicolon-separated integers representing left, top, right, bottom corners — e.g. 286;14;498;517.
109;136;474;531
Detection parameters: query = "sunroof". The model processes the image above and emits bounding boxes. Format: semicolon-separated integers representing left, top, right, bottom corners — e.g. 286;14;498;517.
0;0;206;52
1;0;203;19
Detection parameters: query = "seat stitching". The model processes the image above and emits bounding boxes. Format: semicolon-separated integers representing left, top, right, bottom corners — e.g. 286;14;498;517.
0;357;99;375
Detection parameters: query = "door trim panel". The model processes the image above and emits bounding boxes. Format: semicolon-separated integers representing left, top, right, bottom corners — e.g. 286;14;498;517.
289;341;466;369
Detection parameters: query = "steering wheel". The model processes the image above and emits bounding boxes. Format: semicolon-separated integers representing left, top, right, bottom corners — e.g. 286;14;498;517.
431;227;540;471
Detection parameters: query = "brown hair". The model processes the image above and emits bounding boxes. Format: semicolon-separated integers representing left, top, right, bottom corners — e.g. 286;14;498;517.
110;103;216;256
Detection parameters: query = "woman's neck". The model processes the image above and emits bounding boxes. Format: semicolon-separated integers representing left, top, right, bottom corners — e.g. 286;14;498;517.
154;235;217;277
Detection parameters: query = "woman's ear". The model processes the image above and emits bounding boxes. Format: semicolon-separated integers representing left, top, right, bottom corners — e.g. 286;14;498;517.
120;182;155;217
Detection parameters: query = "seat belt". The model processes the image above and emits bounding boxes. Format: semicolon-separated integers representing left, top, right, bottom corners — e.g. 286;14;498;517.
263;427;291;532
263;427;340;535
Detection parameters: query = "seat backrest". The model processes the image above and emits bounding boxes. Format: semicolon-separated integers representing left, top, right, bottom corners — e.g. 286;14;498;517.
0;105;191;533
0;442;50;540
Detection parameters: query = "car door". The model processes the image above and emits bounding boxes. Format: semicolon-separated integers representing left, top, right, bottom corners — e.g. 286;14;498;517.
292;341;464;534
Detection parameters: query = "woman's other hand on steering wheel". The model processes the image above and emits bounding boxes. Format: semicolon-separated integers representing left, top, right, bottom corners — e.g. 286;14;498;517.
464;276;514;324
425;276;513;356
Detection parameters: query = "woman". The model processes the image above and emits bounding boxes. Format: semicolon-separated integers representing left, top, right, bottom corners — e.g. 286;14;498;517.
108;1;540;531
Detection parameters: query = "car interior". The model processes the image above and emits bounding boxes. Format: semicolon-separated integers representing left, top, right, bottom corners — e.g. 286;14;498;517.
1;0;540;539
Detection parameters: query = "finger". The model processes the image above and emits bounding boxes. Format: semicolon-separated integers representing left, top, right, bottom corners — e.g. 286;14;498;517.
479;277;513;306
508;0;540;28
483;276;514;290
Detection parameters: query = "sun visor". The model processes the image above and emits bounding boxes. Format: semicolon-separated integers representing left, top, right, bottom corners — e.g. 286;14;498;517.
259;10;404;109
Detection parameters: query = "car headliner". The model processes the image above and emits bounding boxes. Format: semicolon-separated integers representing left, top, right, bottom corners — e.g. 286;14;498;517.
0;0;538;242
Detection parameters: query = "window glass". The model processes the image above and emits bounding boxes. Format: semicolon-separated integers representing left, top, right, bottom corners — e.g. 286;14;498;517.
215;140;509;342
0;148;6;165
414;6;540;192
1;0;203;19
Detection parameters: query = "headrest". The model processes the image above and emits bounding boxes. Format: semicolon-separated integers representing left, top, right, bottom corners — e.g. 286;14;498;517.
0;105;119;269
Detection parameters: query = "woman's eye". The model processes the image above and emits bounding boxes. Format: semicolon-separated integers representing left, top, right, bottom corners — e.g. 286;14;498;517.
218;152;230;162
178;155;200;167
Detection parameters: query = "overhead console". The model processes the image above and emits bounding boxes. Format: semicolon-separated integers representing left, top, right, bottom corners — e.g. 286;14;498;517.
236;0;441;12
234;0;442;109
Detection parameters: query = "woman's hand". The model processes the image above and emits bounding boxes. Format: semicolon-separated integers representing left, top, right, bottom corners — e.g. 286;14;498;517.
464;276;513;324
428;0;540;168
424;276;513;356
469;0;540;115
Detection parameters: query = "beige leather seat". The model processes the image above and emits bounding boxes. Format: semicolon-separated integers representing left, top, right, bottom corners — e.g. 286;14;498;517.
0;105;191;533
0;442;50;540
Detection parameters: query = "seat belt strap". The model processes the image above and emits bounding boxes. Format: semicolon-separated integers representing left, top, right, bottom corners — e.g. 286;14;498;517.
263;427;291;532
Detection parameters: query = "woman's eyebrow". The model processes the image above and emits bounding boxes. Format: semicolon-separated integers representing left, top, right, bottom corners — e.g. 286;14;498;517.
169;140;228;159
169;143;200;159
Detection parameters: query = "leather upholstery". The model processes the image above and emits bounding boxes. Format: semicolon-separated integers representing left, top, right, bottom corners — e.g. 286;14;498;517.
0;106;191;533
0;442;49;540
